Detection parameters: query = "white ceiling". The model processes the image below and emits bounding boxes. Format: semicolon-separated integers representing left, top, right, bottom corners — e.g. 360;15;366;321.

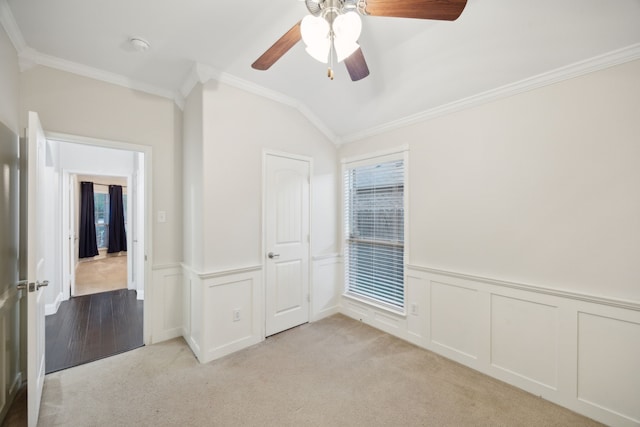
4;0;640;142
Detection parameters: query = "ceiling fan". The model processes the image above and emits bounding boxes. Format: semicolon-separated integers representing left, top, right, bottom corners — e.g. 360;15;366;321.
251;0;468;81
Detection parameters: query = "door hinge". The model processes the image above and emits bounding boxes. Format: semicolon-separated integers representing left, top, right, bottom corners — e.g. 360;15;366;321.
307;294;310;303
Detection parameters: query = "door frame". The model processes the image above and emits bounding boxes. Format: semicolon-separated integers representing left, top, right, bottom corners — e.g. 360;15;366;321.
61;170;134;298
261;149;313;336
46;131;153;345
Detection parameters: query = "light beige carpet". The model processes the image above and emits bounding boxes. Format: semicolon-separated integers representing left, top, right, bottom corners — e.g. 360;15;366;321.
74;255;127;296
37;314;602;426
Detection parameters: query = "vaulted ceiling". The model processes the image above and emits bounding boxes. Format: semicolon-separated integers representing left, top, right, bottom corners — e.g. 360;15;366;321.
3;0;640;143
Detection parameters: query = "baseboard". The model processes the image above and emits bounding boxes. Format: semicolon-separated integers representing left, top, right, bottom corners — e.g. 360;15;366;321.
184;333;202;362
0;372;23;423
311;305;339;322
152;327;182;343
136;289;144;300
45;292;63;316
8;372;22;398
202;335;263;364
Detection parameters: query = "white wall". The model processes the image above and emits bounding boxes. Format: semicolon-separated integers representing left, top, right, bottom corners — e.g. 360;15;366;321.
340;59;640;302
182;81;340;363
0;24;18;133
339;60;640;426
200;81;339;271
182;83;204;271
19;65;183;267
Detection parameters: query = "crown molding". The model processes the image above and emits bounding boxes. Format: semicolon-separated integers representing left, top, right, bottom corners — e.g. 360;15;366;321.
0;0;26;53
179;62;339;144
340;43;640;145
18;47;182;105
0;1;185;108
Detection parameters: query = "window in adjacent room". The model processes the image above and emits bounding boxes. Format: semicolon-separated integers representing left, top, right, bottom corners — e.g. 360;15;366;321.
94;191;109;249
343;149;407;311
93;187;127;249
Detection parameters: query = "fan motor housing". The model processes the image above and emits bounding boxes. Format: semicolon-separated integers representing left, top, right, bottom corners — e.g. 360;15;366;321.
305;0;361;17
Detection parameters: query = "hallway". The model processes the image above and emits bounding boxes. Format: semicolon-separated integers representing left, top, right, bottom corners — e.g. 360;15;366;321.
45;289;143;374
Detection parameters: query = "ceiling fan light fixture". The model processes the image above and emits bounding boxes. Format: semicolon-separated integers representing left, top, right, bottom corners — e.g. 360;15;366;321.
333;11;362;42
301;15;329;47
333;11;362;62
335;39;359;62
301;14;331;63
305;40;331;63
252;0;468;80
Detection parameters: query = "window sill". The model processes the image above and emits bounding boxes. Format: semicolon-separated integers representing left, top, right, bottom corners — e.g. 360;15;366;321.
342;292;406;317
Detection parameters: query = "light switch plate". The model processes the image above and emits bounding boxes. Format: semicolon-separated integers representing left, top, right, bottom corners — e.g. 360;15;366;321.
157;211;166;223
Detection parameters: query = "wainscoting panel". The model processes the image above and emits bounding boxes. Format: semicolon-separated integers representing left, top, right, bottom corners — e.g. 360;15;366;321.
577;311;640;424
205;277;255;357
430;281;480;361
490;294;558;390
340;265;640;427
406;274;427;346
311;254;342;321
182;265;263;364
151;264;183;343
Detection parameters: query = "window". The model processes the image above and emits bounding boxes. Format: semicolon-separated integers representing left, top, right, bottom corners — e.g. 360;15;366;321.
93;190;127;249
343;152;406;310
94;192;109;249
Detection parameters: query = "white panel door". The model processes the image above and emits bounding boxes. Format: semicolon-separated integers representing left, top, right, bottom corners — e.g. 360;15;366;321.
265;153;310;336
25;112;48;427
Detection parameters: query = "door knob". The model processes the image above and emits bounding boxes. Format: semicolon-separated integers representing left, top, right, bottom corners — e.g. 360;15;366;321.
268;252;280;259
37;280;49;290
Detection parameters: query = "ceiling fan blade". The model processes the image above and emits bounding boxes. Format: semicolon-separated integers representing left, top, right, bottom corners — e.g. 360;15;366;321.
251;21;302;71
344;48;370;81
363;0;467;21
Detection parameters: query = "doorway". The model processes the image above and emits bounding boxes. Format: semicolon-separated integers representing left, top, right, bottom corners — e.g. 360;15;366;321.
73;174;128;296
42;136;149;373
263;151;311;336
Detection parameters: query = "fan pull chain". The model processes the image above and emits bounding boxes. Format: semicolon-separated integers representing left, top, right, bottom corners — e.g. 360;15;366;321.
328;34;335;80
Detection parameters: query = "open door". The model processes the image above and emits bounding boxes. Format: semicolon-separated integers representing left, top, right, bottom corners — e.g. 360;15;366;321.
22;111;48;427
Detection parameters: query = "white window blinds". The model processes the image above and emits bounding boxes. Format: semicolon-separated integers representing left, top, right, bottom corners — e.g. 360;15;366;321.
344;157;405;309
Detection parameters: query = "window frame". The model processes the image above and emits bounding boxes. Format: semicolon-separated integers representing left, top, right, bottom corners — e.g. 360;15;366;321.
341;146;409;315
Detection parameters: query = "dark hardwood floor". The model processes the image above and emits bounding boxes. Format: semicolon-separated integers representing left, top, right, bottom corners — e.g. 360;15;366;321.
45;289;143;374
